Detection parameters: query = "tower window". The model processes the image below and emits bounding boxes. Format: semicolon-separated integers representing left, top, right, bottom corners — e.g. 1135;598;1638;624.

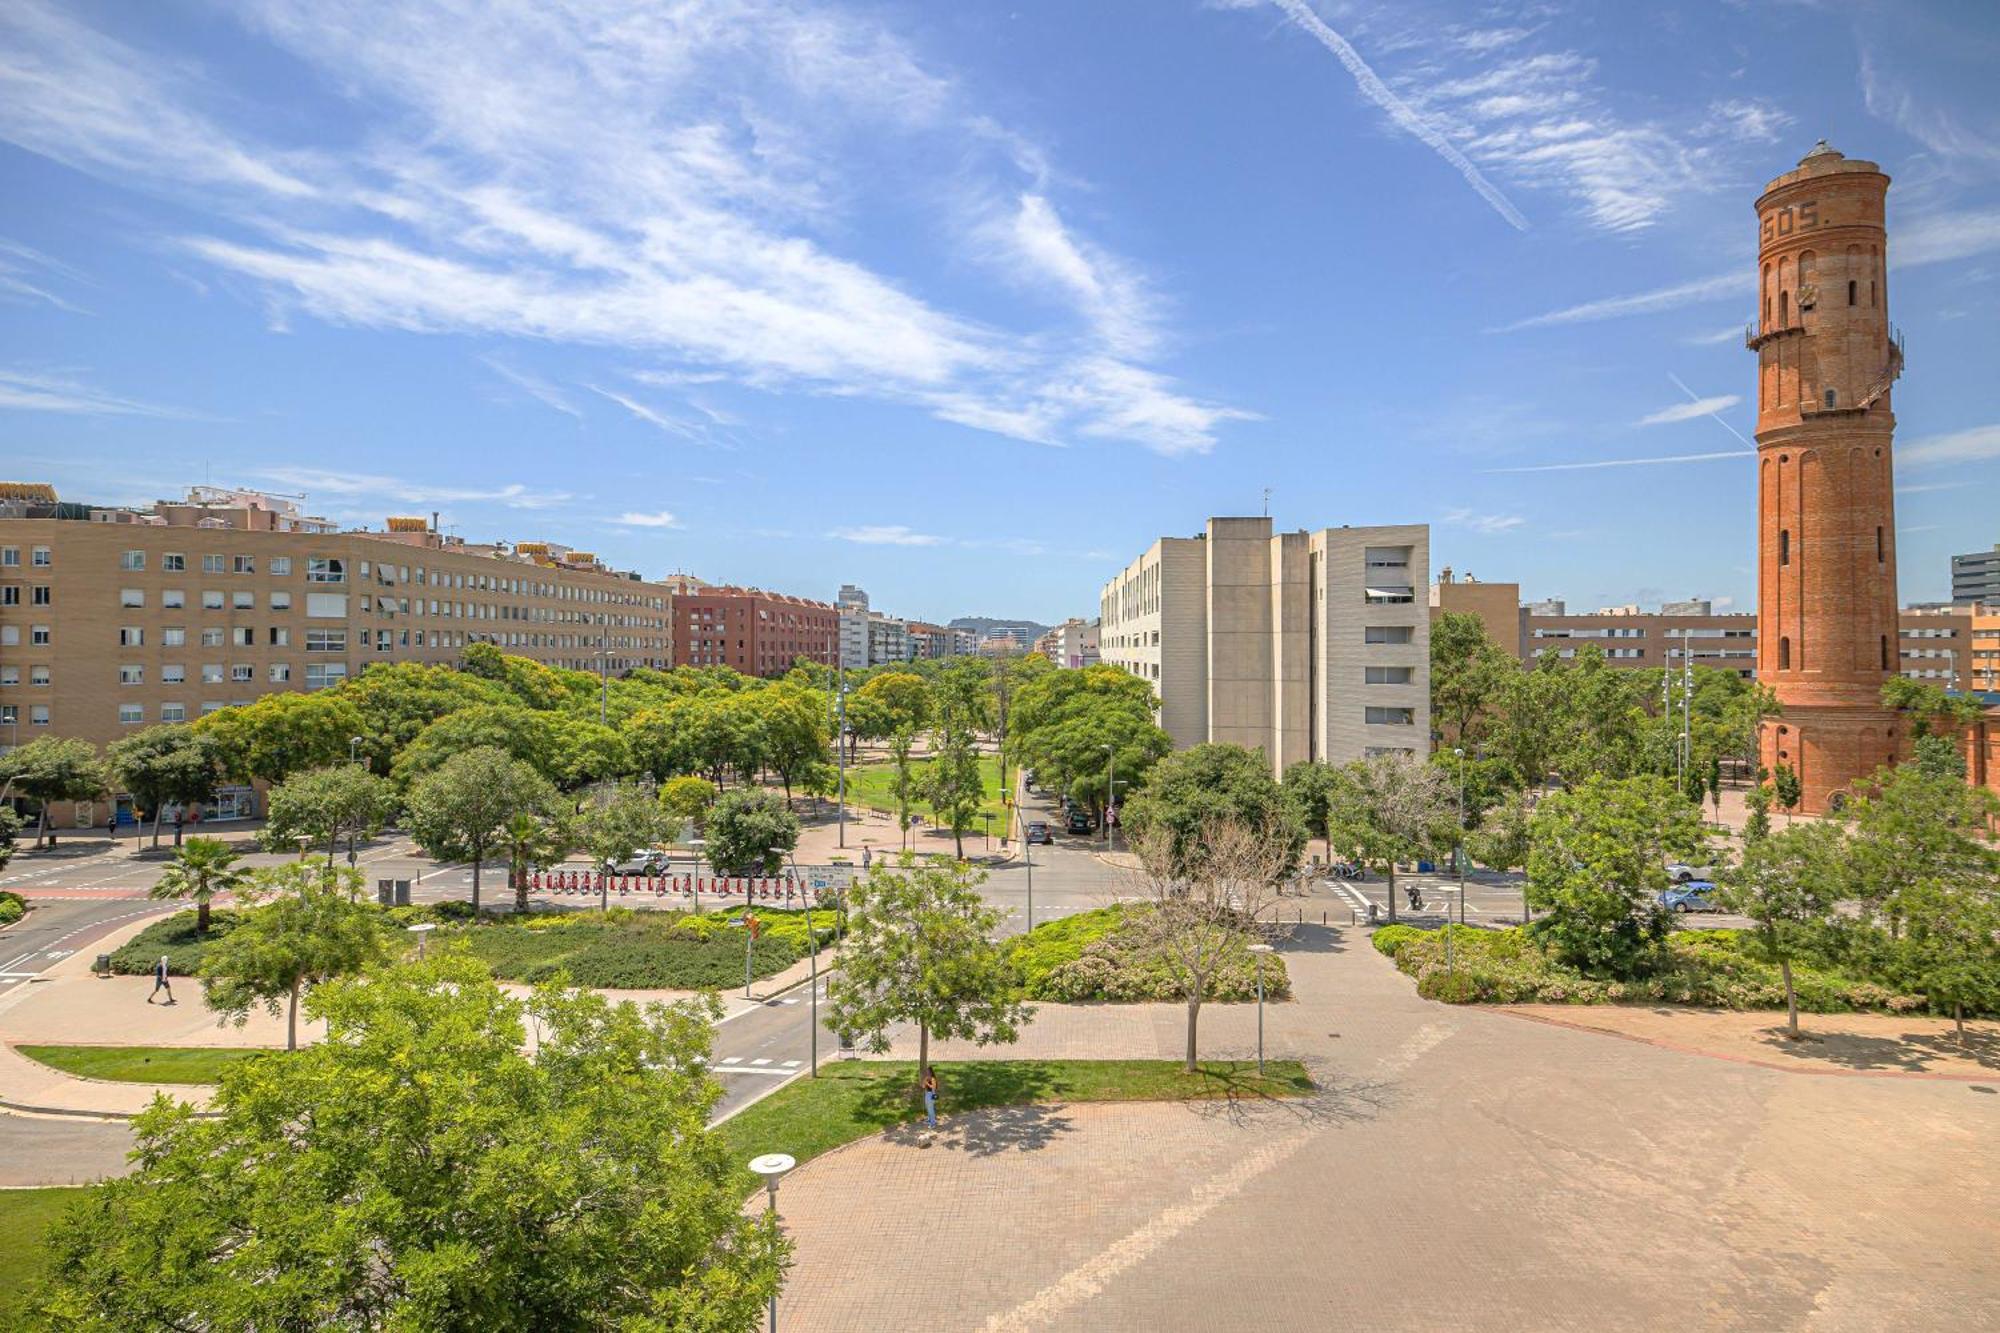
1779;637;1791;669
1779;529;1790;566
1848;280;1856;306
1876;526;1884;563
1880;636;1889;671
1825;388;1837;408
1780;290;1790;324
1870;281;1877;307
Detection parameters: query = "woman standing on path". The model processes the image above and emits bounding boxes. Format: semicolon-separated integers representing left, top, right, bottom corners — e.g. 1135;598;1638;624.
921;1066;939;1129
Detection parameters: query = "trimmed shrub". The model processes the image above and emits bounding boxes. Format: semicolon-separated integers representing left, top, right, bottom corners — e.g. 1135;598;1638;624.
0;890;25;925
109;909;248;976
436;907;835;991
1370;924;1425;958
1006;903;1290;1004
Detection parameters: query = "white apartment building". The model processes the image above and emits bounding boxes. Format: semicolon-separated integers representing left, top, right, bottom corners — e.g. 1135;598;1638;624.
836;584;870;670
1099;517;1430;769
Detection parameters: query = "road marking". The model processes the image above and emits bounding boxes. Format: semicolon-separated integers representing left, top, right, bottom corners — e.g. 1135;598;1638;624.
711;1065;797;1078
1330;879;1370;913
750;1057;773;1066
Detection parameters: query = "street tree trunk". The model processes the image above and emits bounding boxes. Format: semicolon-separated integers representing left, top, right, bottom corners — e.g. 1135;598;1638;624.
470;852;482;912
286;975;300;1052
514;861;530;914
1386;862;1398;924
196;894;211;934
917;1020;929;1097
1184;994;1202;1073
1780;958;1800;1040
1956;1001;1966;1045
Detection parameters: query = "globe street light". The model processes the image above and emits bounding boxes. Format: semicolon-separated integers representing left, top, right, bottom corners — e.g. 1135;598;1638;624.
406;921;438;961
747;1153;796;1333
1452;747;1467;928
1247;943;1275;1075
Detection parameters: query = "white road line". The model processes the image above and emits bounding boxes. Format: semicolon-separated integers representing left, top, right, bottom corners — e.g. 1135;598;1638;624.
750;1057;773;1066
1330;879;1371;913
710;1066;797;1078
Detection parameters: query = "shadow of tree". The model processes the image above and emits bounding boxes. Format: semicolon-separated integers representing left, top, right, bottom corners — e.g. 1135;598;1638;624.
1754;1023;2000;1073
881;1102;1077;1158
1181;1066;1392;1132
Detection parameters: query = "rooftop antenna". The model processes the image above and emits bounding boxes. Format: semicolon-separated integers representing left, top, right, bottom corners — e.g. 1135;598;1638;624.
1261;486;1271;517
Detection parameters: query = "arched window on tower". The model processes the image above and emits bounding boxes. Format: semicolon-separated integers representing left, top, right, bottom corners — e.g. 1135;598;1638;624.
1877;526;1885;563
1848;279;1857;306
1779;637;1791;669
1780;289;1789;325
1880;636;1890;671
1779;529;1791;565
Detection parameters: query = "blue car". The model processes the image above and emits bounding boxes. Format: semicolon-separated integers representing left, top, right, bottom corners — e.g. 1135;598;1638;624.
1659;881;1721;913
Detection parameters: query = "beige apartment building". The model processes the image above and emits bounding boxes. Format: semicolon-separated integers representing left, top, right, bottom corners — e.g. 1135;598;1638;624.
1522;599;1759;678
1899;602;2000;694
1100;517;1430;769
0;485;676;825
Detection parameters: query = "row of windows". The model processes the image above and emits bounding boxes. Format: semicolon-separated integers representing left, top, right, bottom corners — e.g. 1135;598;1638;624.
0;546;53;567
0;585;53;605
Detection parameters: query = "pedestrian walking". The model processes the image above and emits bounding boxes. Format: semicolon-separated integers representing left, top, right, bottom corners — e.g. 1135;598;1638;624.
861;845;872;871
147;955;176;1006
921;1066;939;1129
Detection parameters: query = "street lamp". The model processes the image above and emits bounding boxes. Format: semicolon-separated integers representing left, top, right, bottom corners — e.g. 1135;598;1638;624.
780;847;821;1078
1100;744;1115;847
1248;943;1275;1076
406;921;438;960
1016;805;1035;934
1453;747;1467;928
747;1153;796;1333
686;837;708;915
349;735;364;765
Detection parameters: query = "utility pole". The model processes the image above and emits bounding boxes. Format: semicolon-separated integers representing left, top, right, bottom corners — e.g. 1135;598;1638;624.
836;654;848;849
597;635;609;726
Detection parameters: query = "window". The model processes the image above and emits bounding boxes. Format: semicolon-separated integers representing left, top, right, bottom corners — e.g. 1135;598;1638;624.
1824;388;1836;409
1365;626;1414;645
1364;706;1416;726
163;553;186;571
119;665;144;685
1876;526;1884;563
270;557;292;576
31;546;50;567
160;703;187;723
233;555;255;574
203;590;224;609
31;704;51;726
268;663;292;683
0;546;14;566
0;587;14;606
162;627;186;646
230;665;254;682
200;703;224;716
202;665;224;684
269;627;290;646
1881;636;1890;671
305;629;347;652
0;705;13;725
307;557;345;583
162;589;185;609
119;704;144;725
304;662;348;690
121;550;145;570
233;590;253;610
121;587;145;608
232;627;254;647
1848;279;1857;306
201;628;224;646
305;592;348;618
162;665;186;684
202;554;225;573
1779;636;1791;669
1779;529;1790;566
117;626;140;646
0;666;13;686
270;591;292;610
1364;665;1414;685
1364;586;1414;605
31;585;50;606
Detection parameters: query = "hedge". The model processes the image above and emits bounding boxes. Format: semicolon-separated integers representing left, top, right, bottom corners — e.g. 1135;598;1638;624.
107;909;248;976
1006;904;1290;1004
0;891;24;926
442;907;837;990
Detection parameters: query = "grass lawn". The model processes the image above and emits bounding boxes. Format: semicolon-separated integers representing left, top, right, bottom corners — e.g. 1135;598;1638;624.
843;754;1013;837
715;1058;1312;1194
17;1044;271;1084
0;1187;91;1324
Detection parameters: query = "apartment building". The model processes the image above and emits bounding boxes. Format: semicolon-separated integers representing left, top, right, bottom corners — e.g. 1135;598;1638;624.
836;584;870;670
866;613;910;666
670;586;838;676
1898;604;1972;691
0;485;676;819
1953;543;2000;604
1428;569;1523;655
1521;599;1759;678
1099;517;1430;769
1031;617;1100;669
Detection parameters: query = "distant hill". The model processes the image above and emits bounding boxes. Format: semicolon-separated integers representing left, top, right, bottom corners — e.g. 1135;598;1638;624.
948;616;1049;642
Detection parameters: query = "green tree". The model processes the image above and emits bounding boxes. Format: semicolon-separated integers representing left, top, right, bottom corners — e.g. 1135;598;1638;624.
705;789;799;876
390;704;556;787
921;733;986;860
1525;774;1706;976
659;774;719;831
756;685;832;806
577;783;670;899
37;956;785;1327
1881;677;1986;739
888;727;921;850
1429;610;1513;745
1772;763;1802;822
1281;760;1342;864
1121;743;1304;880
1743;783;1774;843
107;725;224;847
545;715;632;793
1911;733;1968;781
1840;764;2000;938
404;746;557;911
1324;752;1457;924
261;763;394;864
825;855;1028;1086
1721;821;1842;1039
1467;789;1536;922
344;660;510;767
499;809;572;913
148;836;248;934
194;691;362;787
0;735;107;848
1899;877;2000;1042
0;807;20;875
199;862;390;1050
852;671;931;737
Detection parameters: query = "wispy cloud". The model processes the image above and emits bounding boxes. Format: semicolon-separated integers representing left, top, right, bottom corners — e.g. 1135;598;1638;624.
1638;394;1741;427
1262;0;1528;230
0;0;1251;458
1704;98;1794;144
1682;325;1746;347
250;466;575;510
613;510;679;528
1495;272;1741;332
1483;450;1747;474
1441;506;1525;535
0;367;191;417
587;385;704;442
827;525;946;547
0;238;91;313
1900;423;2000;468
481;357;580;422
1860;49;2000;166
1894;480;1969;496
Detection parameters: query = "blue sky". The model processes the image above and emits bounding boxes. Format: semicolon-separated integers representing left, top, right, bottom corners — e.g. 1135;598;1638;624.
2;0;1996;625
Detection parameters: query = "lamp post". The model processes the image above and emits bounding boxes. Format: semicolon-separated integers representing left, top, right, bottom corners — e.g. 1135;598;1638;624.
1016;806;1035;933
782;848;820;1078
348;735;364;766
406;922;437;960
747;1154;796;1333
595;638;609;726
1248;943;1275;1076
1100;744;1115;846
1453;746;1467;928
687;837;707;915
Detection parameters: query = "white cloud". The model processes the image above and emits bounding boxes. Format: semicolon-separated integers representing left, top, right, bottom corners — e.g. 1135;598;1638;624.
1639;394;1741;427
1895;208;2000;269
1482;450;1747;474
0;237;90;314
1900;423;2000;468
1441;507;1525;535
1263;0;1529;230
1705;98;1794;144
0;367;191;417
1682;325;1746;346
250;466;575;510
1860;50;2000;166
1894;480;1969;495
481;357;580;422
0;0;1251;458
827;525;946;547
586;385;703;441
613;510;679;528
1495;271;1742;332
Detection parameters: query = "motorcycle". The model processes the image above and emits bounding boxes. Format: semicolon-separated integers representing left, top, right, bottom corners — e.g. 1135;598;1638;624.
1406;885;1425;912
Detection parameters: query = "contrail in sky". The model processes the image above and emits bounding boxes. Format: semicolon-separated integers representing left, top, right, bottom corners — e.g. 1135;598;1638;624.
1268;0;1529;231
1668;372;1754;449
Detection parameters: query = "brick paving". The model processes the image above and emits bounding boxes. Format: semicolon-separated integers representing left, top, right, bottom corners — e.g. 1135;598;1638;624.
767;928;2000;1331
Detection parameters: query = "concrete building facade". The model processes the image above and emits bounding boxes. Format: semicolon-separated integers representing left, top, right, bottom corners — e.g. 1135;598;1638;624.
1032;617;1101;669
836;585;870;671
670;586;837;676
1951;543;2000;604
1749;142;1906;813
1100;517;1430;770
1522;600;1759;678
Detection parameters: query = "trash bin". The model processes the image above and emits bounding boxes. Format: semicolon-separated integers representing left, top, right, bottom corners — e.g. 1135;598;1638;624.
1366;902;1381;926
93;953;113;977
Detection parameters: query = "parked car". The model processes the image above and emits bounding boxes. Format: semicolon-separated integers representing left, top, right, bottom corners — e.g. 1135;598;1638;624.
1659;881;1721;913
1024;821;1054;845
1065;810;1095;835
1666;862;1715;884
604;848;672;876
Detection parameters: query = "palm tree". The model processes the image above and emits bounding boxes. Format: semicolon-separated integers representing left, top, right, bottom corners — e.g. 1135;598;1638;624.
500;812;569;914
150;836;247;933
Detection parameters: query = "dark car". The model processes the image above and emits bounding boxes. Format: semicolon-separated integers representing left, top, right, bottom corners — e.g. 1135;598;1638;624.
1025;821;1054;845
1065;810;1095;835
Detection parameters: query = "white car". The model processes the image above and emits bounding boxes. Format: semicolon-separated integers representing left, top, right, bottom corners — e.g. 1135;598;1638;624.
1666;862;1714;884
603;848;673;876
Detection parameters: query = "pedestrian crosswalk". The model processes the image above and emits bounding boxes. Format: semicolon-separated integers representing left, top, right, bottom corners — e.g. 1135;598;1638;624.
712;1056;803;1077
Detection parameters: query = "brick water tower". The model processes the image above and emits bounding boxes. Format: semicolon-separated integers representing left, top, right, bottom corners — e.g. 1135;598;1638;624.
1749;141;1906;812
